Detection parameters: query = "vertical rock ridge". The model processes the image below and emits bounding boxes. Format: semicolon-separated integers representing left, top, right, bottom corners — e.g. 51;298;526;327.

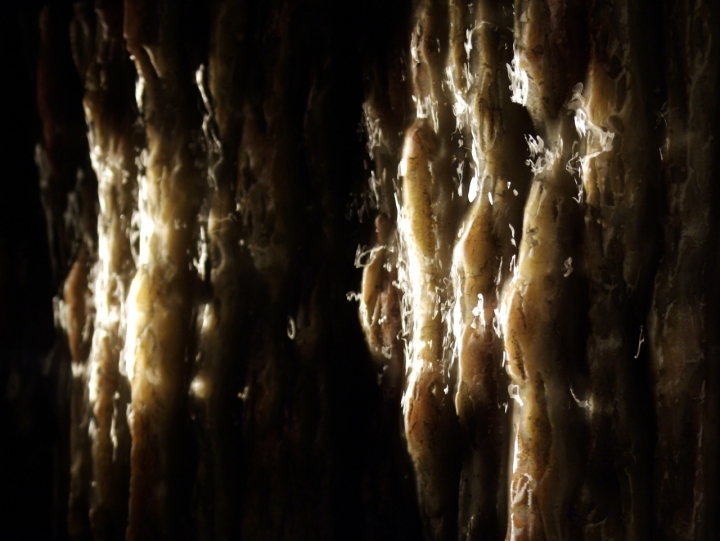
397;2;463;537
500;2;589;539
37;5;99;539
122;1;205;537
75;2;140;538
449;1;532;539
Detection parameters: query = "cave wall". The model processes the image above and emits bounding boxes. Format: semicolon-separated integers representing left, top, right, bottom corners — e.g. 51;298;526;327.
1;0;720;540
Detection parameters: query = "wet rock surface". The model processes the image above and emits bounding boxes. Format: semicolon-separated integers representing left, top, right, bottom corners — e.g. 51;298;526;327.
1;0;720;540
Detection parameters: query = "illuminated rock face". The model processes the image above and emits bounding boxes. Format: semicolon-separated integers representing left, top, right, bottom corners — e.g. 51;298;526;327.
23;0;720;539
363;1;720;539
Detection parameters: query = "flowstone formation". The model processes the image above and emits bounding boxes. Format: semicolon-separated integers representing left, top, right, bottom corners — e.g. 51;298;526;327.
360;1;720;539
11;0;720;539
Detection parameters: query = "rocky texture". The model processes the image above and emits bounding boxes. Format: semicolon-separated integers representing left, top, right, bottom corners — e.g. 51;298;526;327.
3;0;720;539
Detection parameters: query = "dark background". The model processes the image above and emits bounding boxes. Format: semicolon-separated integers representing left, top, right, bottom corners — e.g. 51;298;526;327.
0;0;61;539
